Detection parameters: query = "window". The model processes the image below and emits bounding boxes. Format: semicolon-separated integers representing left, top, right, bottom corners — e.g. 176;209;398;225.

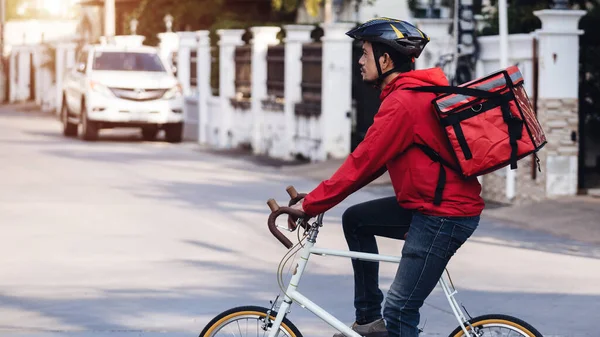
92;52;166;72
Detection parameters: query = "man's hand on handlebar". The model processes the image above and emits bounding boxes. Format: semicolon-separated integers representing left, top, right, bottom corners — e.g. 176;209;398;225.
289;198;305;213
267;186;312;249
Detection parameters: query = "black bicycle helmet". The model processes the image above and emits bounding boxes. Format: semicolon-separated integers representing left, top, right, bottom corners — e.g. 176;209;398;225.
346;17;430;58
347;17;430;83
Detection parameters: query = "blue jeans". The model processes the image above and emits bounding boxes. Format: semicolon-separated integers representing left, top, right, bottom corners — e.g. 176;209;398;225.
342;197;479;337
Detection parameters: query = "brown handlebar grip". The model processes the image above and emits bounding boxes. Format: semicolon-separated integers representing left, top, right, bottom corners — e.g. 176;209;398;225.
286;186;298;199
267;199;280;212
268;209;295;249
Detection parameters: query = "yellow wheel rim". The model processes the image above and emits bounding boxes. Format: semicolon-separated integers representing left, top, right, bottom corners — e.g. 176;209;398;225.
453;319;537;337
204;310;297;337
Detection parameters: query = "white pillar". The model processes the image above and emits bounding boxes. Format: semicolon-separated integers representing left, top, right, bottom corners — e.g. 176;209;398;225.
177;31;197;96
9;50;16;103
54;43;76;112
157;32;179;66
65;43;76;70
319;22;355;161
196;30;211;144
104;0;115;38
534;9;586;198
283;25;314;160
217;29;245;148
17;48;29;101
55;45;65;111
250;26;281;154
33;46;43;105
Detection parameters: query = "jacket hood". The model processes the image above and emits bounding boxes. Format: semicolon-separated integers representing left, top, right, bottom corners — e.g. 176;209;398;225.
380;68;449;100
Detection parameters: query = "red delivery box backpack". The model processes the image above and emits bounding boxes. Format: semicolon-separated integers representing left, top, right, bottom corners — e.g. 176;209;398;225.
406;66;547;205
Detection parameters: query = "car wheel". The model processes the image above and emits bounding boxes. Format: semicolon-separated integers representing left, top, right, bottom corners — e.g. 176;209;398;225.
61;99;78;137
141;126;159;141
164;122;183;143
81;102;99;141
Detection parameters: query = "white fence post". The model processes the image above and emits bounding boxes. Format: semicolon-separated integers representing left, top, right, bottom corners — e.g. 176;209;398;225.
157;32;179;66
177;31;197;96
33;46;43;105
283;25;314;160
250;26;281;155
217;29;245;148
196;30;211;144
9;50;17;103
318;22;355;161
534;9;586;198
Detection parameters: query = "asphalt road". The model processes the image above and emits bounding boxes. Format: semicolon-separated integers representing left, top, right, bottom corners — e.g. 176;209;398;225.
1;105;598;337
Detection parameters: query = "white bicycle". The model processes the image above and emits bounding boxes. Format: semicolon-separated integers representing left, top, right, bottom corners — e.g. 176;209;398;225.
199;186;543;337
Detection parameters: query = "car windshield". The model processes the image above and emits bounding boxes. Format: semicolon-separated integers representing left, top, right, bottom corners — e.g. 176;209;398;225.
92;51;166;72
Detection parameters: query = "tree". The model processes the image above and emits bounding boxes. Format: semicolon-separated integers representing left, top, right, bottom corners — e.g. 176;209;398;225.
272;0;375;23
5;0;77;20
131;0;296;46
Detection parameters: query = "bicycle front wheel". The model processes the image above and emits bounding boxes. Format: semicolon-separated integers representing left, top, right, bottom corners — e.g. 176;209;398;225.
199;305;303;337
450;314;543;337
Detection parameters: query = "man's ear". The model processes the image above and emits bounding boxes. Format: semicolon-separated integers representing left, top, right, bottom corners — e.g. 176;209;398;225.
381;53;393;70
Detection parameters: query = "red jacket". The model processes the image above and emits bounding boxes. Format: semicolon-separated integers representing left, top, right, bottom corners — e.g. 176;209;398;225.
303;68;485;217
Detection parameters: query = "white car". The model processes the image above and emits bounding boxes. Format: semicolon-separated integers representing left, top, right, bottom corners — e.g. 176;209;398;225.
60;43;184;142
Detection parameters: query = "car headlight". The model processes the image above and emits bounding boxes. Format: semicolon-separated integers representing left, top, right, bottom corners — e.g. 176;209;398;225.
89;80;114;97
162;84;183;100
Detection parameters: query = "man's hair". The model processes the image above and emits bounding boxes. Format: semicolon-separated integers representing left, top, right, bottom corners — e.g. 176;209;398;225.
372;42;414;73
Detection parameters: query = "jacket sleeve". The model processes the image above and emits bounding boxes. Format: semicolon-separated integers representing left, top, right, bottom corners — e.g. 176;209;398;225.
302;97;415;217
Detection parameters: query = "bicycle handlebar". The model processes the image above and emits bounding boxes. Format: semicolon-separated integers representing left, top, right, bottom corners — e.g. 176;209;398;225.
266;185;309;249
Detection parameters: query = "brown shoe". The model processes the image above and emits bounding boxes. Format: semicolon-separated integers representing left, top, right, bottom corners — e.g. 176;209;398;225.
332;318;388;337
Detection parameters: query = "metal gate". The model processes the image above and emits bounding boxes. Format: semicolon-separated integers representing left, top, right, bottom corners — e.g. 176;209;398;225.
578;16;600;191
351;40;381;151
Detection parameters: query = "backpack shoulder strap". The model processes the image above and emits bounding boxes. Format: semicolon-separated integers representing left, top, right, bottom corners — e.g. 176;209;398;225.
413;143;459;207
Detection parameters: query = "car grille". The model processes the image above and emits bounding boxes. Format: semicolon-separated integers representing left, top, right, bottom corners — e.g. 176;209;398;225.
109;87;168;101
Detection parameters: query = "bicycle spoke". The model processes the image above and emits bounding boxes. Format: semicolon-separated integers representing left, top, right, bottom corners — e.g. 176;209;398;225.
237;320;243;337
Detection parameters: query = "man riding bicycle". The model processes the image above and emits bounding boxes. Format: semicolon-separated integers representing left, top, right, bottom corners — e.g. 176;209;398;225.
290;18;485;337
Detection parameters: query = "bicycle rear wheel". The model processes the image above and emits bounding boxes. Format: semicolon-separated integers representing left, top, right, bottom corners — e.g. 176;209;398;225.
449;314;543;337
199;305;303;337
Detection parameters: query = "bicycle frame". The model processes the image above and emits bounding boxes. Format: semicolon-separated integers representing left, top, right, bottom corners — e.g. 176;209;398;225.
267;223;473;337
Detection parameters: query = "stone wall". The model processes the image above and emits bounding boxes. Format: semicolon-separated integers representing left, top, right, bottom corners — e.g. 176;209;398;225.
514;151;546;204
482;171;510;204
540;98;580;196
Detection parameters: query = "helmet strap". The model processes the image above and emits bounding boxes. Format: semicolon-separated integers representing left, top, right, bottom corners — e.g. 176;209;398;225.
368;44;413;88
373;47;383;76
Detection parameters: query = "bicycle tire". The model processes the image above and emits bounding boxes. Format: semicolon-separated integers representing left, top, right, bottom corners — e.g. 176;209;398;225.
199;305;303;337
449;314;543;337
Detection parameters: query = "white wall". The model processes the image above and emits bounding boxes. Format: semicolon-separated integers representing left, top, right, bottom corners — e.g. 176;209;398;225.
477;33;536;94
4;19;78;55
